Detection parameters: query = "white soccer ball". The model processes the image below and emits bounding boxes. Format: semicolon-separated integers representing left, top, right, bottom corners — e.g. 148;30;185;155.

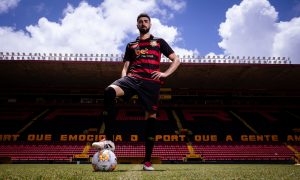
92;149;117;172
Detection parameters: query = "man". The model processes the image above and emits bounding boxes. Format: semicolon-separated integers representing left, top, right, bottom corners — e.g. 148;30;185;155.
92;13;180;171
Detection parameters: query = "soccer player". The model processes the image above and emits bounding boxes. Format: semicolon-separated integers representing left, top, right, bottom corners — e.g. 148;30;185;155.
93;13;180;171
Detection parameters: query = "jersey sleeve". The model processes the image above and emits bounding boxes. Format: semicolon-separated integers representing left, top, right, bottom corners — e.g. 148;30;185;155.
123;44;131;62
159;39;174;58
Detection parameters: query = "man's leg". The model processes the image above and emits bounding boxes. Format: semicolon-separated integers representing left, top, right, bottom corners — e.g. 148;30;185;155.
143;112;156;171
103;85;124;140
138;79;160;170
93;84;124;150
102;86;116;140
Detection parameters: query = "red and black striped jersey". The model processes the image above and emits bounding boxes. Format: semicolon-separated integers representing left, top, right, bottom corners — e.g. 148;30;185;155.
123;34;174;83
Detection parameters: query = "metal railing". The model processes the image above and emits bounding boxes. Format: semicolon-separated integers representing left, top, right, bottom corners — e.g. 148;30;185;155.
0;52;291;64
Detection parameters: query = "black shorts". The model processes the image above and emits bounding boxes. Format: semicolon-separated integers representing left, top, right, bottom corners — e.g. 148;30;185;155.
112;76;160;112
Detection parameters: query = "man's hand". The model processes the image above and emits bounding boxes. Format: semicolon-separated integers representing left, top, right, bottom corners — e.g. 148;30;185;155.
151;71;167;80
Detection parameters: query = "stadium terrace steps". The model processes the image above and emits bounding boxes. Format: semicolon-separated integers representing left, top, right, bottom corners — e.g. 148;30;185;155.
193;144;294;161
0;106;43;133
0;142;296;163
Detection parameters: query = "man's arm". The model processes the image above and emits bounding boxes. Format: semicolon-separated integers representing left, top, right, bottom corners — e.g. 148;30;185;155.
151;53;180;80
121;61;130;77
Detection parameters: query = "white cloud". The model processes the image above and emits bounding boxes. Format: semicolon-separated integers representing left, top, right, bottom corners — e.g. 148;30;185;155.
156;0;185;21
218;0;300;64
161;0;186;11
150;18;178;45
0;0;192;55
0;0;20;14
0;27;34;50
272;17;300;63
205;52;222;57
218;0;277;56
173;47;198;57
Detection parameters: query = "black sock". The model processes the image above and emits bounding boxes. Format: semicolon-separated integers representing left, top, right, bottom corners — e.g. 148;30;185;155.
103;86;116;140
144;117;156;162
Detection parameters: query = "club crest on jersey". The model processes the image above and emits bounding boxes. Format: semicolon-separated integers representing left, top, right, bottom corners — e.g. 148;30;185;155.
150;40;158;47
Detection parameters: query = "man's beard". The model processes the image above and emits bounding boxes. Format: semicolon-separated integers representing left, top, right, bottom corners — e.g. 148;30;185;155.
138;27;150;34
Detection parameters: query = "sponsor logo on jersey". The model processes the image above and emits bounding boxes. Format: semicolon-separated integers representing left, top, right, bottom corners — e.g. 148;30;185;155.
135;48;148;56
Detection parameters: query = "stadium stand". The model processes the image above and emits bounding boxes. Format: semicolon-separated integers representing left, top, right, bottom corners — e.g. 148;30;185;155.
0;54;300;164
193;144;294;161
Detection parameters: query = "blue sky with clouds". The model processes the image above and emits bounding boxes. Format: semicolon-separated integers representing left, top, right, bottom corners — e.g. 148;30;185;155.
0;0;300;63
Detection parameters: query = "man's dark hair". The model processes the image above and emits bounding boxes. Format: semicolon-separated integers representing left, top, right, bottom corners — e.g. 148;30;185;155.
137;13;151;22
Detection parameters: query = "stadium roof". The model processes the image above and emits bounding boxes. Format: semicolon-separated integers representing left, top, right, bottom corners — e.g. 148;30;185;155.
0;60;300;93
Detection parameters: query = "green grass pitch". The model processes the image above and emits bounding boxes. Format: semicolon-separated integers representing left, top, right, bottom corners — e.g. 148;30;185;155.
0;164;300;179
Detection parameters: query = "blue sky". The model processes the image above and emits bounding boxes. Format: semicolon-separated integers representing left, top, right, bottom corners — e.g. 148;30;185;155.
0;0;300;63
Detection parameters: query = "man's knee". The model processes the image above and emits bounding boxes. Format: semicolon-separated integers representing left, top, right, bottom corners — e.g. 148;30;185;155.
104;86;116;101
104;86;116;106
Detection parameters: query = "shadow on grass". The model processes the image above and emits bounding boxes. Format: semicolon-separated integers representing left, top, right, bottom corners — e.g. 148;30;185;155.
96;170;166;172
130;170;166;172
93;170;128;173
